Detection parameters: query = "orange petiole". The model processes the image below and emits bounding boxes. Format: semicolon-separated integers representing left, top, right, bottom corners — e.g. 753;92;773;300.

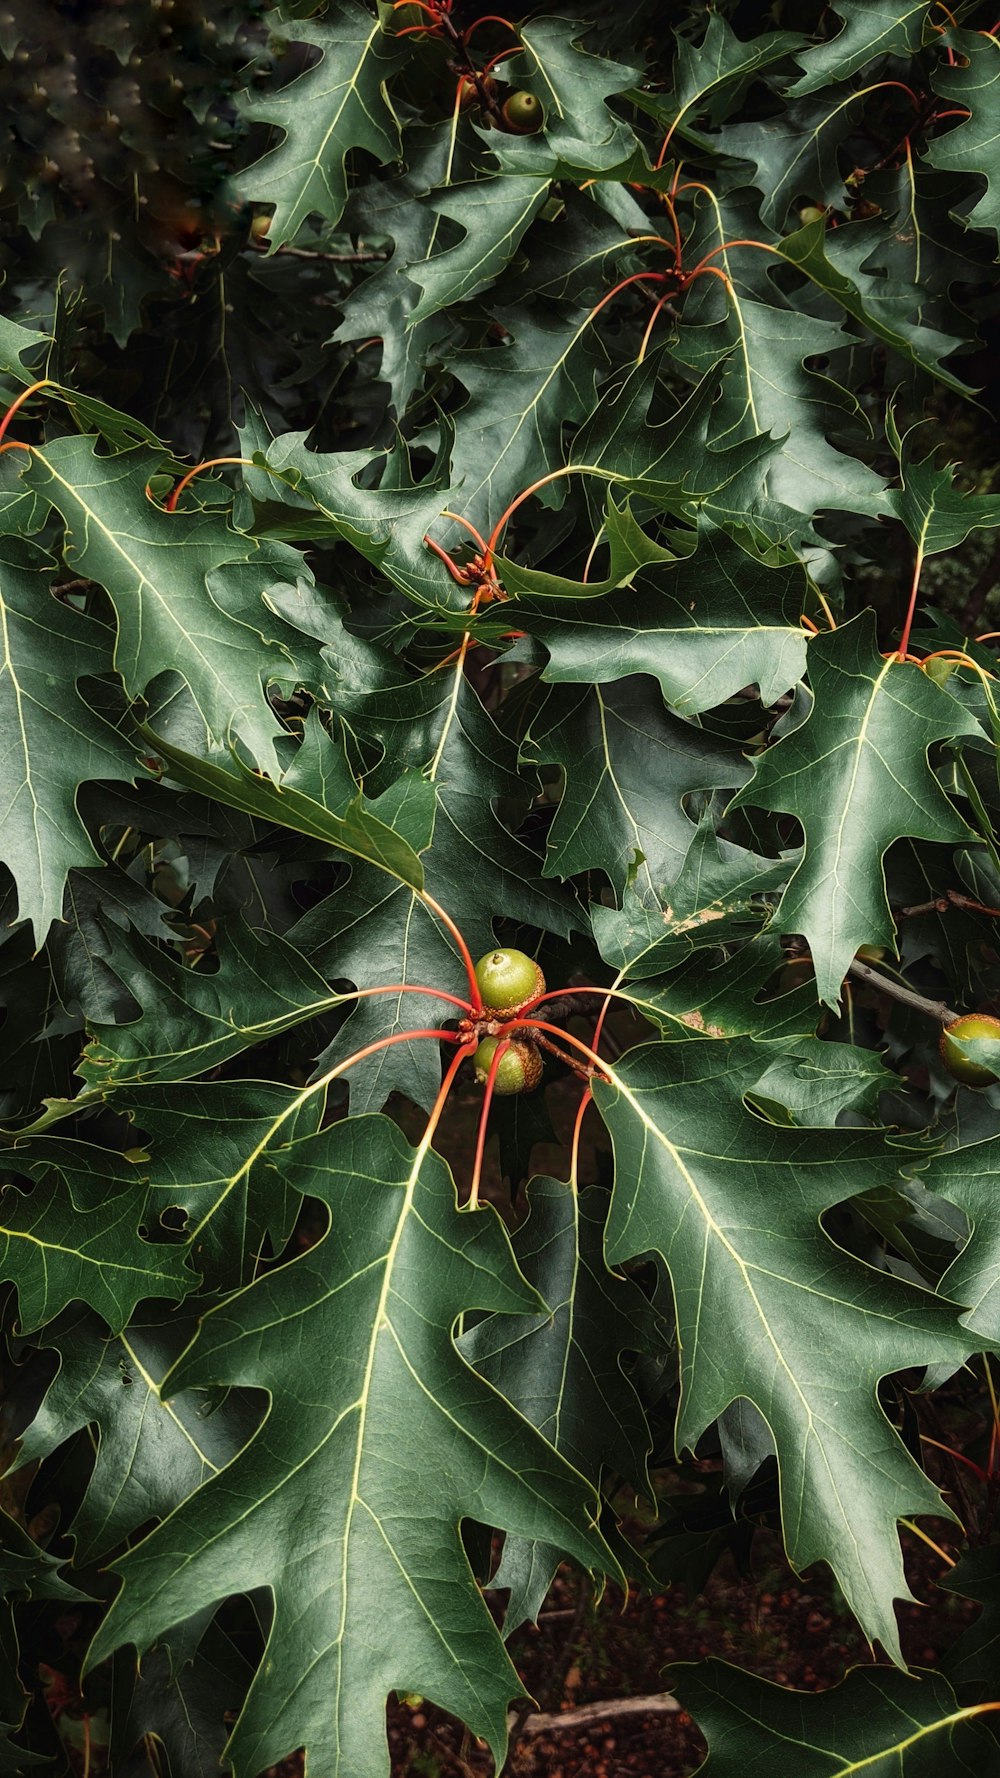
637;291;676;362
467;1035;511;1210
346;981;474;1013
463;14;519;46
0;377;56;446
919;1432;987;1483
424;534;473;584
424;1038;480;1152
419;891;483;1011
165;456;255;511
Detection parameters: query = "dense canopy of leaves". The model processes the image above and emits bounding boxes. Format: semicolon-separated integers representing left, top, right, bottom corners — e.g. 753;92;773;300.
1;1;1000;1774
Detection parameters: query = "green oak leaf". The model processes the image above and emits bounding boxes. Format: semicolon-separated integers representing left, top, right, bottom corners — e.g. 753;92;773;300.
238;1;408;244
489;18;641;175
886;416;1000;560
88;1114;615;1778
78;918;340;1089
919;1126;1000;1344
0;1164;195;1335
406;175;550;325
928;29;1000;241
0;447;47;538
941;1547;1000;1703
110;1617;255;1778
335;125;472;414
715;84;870;228
670;286;890;522
570;350;779;519
0;1504;82;1603
774;217;973;394
500;517;809;715
118;1080;324;1290
674;1659;997;1773
592;1036;983;1657
0;314;50;391
140;707;434;891
48;863;186;1027
790;1;931;96
430;301;610;541
523;677;749;904
748;1036;901;1127
13;1306;259;1562
461;1179;653;1632
21;437;312;765
240;419;468;618
635;13;805;143
0;537;140;944
590;821;815;1043
730;612;980;1008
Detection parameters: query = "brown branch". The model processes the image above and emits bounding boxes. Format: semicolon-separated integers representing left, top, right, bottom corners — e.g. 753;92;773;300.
509;1694;681;1736
897;889;1000;921
525;1027;598;1081
847;958;959;1026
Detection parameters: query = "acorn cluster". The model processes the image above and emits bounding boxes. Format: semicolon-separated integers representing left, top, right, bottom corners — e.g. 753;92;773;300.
472;948;546;1095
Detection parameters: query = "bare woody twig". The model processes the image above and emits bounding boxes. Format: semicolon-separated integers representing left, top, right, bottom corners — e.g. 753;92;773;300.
897;889;1000;921
847;958;959;1026
509;1694;681;1735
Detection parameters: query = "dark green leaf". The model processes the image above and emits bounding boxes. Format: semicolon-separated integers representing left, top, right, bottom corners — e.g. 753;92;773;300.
90;1115;615;1778
730;613;980;1007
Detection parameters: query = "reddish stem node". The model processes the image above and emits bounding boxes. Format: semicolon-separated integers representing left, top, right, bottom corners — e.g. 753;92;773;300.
424;534;473;584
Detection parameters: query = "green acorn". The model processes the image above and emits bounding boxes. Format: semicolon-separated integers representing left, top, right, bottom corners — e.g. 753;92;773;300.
474;947;545;1012
473;1036;543;1095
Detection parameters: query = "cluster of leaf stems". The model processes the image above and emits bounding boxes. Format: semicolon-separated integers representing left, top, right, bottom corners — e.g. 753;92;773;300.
5;197;1000;1210
4;16;998;1221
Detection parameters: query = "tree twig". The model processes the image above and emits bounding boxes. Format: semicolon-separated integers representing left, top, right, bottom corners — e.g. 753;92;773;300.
897;889;1000;921
509;1693;681;1735
847;958;959;1026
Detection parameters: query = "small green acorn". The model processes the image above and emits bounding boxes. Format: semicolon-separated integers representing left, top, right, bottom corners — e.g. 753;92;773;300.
474;947;545;1012
940;1012;1000;1087
502;90;543;133
473;1036;543;1095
